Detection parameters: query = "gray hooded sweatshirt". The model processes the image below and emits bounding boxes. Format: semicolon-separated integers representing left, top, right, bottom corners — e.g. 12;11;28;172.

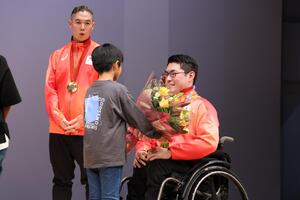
84;80;159;168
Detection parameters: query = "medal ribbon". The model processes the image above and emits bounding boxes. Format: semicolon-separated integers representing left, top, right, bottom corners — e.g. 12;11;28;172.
180;86;198;102
69;38;91;83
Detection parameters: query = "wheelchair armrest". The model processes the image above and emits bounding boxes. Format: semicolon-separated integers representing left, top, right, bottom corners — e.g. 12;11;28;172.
220;136;234;144
218;136;234;150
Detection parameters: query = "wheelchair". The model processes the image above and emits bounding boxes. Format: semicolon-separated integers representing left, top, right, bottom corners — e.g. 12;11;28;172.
120;136;249;200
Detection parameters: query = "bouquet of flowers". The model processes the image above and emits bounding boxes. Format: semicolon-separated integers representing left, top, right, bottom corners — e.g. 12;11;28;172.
138;73;191;133
126;73;193;150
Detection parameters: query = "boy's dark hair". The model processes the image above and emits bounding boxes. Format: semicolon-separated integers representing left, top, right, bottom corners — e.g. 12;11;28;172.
92;43;124;73
167;54;198;84
71;5;93;18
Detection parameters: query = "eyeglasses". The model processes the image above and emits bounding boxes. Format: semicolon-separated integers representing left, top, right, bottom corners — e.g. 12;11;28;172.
162;71;186;79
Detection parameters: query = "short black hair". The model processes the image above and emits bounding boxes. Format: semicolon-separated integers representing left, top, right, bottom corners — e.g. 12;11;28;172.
92;43;124;73
71;5;93;18
167;54;198;84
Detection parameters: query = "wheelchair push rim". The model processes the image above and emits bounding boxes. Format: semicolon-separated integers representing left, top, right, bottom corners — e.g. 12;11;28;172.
185;167;249;200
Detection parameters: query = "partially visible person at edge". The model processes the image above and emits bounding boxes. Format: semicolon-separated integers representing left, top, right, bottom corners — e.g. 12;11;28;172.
0;55;22;176
84;43;161;200
44;5;99;200
126;54;220;200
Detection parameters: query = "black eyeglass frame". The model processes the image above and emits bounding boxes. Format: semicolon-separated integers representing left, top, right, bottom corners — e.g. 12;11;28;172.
161;71;186;79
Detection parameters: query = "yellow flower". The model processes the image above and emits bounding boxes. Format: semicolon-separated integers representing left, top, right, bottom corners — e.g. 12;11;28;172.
179;112;184;120
179;110;189;120
158;87;169;97
159;97;169;108
179;119;188;127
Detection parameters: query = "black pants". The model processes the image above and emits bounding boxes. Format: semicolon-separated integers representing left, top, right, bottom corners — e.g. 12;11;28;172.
49;134;88;200
127;159;195;200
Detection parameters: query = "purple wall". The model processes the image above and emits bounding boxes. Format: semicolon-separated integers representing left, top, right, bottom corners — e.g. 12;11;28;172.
122;1;169;180
0;1;281;200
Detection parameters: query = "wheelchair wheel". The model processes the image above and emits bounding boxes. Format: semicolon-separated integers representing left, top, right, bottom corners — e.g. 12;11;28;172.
186;166;248;200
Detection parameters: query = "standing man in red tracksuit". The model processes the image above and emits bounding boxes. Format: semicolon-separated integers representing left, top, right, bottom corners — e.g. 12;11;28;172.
45;5;99;200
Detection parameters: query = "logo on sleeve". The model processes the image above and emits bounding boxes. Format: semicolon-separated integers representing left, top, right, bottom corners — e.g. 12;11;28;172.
61;54;68;61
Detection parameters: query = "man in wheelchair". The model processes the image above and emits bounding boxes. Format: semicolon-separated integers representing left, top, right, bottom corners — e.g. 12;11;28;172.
126;54;220;200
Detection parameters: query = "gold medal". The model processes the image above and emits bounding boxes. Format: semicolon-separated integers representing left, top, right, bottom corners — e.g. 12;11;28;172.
67;82;78;93
68;38;91;93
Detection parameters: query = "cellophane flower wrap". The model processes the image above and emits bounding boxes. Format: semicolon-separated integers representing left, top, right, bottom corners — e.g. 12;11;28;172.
130;73;192;148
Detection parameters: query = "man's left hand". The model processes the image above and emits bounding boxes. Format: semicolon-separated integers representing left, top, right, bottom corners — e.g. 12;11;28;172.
147;146;171;161
65;115;83;134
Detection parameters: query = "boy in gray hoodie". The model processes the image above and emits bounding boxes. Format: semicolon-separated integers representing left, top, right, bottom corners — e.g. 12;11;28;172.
84;43;160;200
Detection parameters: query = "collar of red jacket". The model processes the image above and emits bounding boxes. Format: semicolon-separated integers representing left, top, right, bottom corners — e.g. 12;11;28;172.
180;86;194;94
71;37;91;50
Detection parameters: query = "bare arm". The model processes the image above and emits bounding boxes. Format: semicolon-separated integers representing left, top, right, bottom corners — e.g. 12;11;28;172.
2;106;11;120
